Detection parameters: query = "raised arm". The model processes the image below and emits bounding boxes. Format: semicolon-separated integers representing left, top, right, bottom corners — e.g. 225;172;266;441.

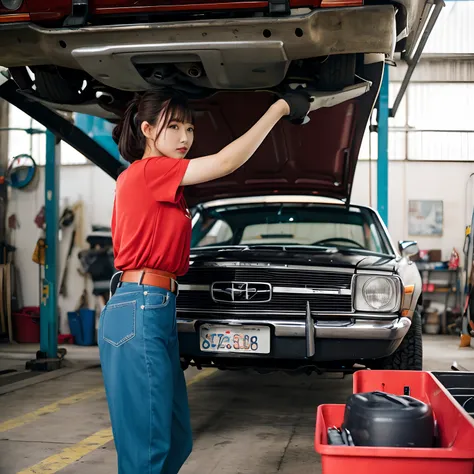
180;93;310;187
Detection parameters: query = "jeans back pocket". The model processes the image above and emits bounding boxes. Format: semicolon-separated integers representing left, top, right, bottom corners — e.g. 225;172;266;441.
102;300;137;347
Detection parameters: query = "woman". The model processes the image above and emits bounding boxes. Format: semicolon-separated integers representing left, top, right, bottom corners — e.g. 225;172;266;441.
98;88;310;473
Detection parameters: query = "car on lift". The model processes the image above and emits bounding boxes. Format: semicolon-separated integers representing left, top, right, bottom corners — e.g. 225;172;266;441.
0;0;434;123
0;0;427;374
177;194;423;374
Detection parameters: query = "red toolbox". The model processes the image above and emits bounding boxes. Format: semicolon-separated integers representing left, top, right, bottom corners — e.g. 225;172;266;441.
315;370;474;474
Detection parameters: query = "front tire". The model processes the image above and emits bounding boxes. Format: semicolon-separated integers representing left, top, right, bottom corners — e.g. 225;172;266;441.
318;54;356;91
378;311;423;370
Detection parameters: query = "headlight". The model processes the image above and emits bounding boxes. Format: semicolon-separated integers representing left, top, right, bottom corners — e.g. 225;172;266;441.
1;0;23;10
354;275;401;312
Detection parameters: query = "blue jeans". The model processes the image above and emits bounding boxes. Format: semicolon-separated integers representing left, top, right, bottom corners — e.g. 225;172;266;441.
98;282;193;474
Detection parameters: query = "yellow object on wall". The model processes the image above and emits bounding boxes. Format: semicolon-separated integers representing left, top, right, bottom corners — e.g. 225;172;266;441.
32;238;46;265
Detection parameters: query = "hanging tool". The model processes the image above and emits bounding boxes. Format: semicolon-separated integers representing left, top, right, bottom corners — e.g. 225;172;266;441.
460;209;474;347
59;218;76;298
4;154;37;189
460;173;474;347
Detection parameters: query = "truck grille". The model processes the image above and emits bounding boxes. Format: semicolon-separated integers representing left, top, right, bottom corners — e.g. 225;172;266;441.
178;267;352;289
177;292;352;314
176;266;353;317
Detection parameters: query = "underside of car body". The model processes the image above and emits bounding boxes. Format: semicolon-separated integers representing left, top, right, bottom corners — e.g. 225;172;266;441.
0;0;443;199
0;0;429;122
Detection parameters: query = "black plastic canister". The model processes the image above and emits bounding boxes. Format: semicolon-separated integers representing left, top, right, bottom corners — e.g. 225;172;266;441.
342;391;435;447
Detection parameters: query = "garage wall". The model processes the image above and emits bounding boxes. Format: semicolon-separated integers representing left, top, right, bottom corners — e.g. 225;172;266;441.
8;166;116;333
351;160;474;261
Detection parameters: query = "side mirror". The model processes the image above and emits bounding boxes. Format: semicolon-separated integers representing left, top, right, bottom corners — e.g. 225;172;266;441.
398;240;419;258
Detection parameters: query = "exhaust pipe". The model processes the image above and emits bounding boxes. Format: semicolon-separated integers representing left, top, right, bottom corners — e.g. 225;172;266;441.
186;64;203;78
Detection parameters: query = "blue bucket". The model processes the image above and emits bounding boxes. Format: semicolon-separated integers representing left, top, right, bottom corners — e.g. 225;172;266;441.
68;309;96;346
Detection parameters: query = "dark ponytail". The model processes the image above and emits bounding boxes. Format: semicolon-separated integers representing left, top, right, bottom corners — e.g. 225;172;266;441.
112;89;193;164
112;94;144;164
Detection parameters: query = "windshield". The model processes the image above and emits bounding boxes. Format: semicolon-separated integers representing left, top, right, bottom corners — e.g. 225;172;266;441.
191;203;392;255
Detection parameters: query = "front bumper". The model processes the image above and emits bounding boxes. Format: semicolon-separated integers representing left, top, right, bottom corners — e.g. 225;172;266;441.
0;5;395;91
177;316;411;364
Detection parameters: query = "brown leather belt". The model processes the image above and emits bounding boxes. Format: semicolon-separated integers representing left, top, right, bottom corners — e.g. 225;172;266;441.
120;268;178;294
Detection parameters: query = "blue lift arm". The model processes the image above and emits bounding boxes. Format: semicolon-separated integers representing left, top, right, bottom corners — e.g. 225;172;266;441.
0;79;122;179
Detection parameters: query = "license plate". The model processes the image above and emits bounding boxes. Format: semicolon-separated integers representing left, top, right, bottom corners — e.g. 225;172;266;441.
199;325;270;354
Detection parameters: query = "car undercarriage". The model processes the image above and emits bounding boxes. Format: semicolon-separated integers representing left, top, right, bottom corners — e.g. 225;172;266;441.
0;0;438;122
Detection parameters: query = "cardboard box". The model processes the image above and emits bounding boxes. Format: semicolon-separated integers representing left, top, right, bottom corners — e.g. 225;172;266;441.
428;249;442;262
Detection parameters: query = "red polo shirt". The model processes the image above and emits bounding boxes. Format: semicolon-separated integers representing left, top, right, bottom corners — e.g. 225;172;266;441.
111;156;192;276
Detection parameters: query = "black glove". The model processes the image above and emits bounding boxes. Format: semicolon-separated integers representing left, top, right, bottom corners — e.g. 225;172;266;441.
281;89;311;124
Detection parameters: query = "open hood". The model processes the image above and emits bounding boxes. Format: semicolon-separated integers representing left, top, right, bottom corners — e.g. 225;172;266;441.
0;62;383;208
185;62;383;208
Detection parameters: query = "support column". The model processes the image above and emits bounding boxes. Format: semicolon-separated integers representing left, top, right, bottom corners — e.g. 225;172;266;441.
28;131;64;370
41;131;60;359
377;65;389;226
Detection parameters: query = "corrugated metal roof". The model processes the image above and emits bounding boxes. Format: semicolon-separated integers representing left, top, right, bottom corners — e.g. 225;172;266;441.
358;81;474;161
407;130;474;160
424;2;474;54
358;128;474;161
407;83;474;130
359;130;406;160
390;60;474;83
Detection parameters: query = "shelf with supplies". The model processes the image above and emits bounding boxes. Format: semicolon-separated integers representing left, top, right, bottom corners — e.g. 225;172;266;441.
414;262;462;335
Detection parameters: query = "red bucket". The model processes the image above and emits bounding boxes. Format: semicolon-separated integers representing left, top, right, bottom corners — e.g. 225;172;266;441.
12;306;40;343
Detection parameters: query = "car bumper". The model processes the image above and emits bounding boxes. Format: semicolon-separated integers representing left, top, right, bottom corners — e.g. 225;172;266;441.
0;5;395;91
177;316;411;364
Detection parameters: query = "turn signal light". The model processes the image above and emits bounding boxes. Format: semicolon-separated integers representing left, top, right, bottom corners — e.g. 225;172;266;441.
0;12;29;21
321;0;363;6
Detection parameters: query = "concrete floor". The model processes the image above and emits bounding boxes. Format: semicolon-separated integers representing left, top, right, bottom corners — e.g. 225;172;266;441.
0;335;472;474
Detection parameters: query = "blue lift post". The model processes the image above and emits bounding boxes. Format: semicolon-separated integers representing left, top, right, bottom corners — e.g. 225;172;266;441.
26;116;120;371
41;131;60;360
377;65;389;226
27;130;64;371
